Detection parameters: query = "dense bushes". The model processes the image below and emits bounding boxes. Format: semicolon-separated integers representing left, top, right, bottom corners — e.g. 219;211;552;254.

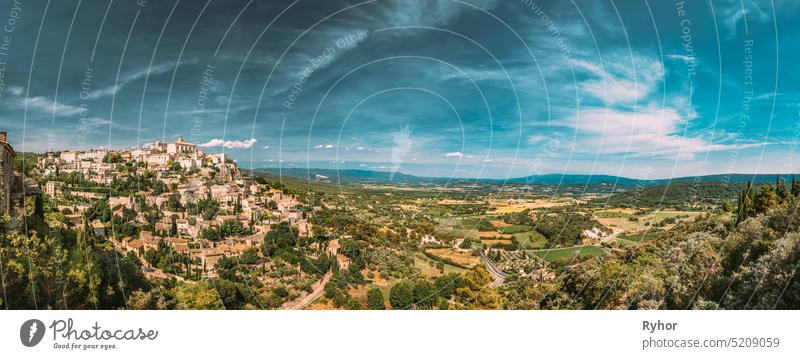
537;194;800;310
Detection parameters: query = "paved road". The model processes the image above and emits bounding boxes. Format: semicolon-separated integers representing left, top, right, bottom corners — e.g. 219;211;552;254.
283;271;332;310
479;252;507;286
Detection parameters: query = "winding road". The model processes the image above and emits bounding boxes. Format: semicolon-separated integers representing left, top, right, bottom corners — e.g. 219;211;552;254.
479;251;507;286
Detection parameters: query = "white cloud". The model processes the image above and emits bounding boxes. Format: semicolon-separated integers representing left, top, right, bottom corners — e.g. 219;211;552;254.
381;0;501;28
199;138;257;149
314;144;334;149
7;86;24;96
445;152;464;158
22;96;83;116
560;107;756;160
262;145;270;149
570;55;664;105
716;0;770;34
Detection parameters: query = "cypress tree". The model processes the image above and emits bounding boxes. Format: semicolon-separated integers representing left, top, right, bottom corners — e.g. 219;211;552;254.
736;182;756;225
776;175;789;201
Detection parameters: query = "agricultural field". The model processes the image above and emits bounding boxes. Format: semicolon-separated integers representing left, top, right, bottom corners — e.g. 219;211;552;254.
426;248;481;268
498;225;532;234
487;197;575;214
511;232;548;249
528;246;608;261
592;209;704;234
614;231;662;246
412;254;466;277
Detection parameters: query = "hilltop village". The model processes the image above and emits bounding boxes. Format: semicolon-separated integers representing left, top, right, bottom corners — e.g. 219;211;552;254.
36;136;316;278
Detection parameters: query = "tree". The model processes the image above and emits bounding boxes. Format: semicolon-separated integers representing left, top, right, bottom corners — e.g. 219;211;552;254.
736;182;757;225
776;175;789;202
722;201;735;213
753;185;778;214
33;194;45;220
340;238;361;260
434;273;466;299
211;279;245;309
103;152;124;163
170;216;178;236
152;181;167;196
366;287;385;310
173;282;224;310
239;247;260;265
389;281;414;310
167;193;183;211
262;222;299;254
413;280;436;309
345;298;363;310
169;160;182;172
792;176;800;197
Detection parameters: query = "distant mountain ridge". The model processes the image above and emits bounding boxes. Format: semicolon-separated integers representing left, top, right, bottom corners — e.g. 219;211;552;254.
254;168;795;186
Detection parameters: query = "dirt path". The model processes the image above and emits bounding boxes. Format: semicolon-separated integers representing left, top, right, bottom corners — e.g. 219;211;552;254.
283;271;332;310
599;228;623;244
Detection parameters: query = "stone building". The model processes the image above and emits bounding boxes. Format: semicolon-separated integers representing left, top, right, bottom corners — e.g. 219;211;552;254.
167;136;196;155
0;131;16;216
45;181;65;197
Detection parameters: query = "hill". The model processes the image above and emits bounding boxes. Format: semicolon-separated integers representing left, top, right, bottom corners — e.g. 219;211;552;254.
601;182;751;209
255;167;795;188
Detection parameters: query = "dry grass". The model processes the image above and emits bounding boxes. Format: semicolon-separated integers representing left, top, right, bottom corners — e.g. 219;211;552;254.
489;220;510;227
306;302;338;310
480;239;513;246
427;248;481;267
594;209;705;233
488;198;573;214
478;231;513;239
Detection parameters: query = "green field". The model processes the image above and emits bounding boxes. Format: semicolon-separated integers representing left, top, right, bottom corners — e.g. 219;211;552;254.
498;225;532;234
617;231;660;242
513;232;548;249
528;246;607;261
413;254;465;277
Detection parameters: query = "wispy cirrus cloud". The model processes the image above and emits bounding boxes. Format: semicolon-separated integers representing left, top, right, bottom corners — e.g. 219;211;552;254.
88;59;199;99
15;96;83;116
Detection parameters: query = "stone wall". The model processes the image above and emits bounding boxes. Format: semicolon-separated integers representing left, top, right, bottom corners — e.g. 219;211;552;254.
0;131;15;216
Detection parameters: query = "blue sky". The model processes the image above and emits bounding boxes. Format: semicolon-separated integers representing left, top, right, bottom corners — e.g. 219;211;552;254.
0;0;798;179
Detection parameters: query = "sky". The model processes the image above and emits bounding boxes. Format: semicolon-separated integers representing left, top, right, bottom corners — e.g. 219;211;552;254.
0;0;798;180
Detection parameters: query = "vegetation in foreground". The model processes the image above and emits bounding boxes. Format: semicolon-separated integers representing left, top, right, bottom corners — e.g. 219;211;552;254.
3;167;800;309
